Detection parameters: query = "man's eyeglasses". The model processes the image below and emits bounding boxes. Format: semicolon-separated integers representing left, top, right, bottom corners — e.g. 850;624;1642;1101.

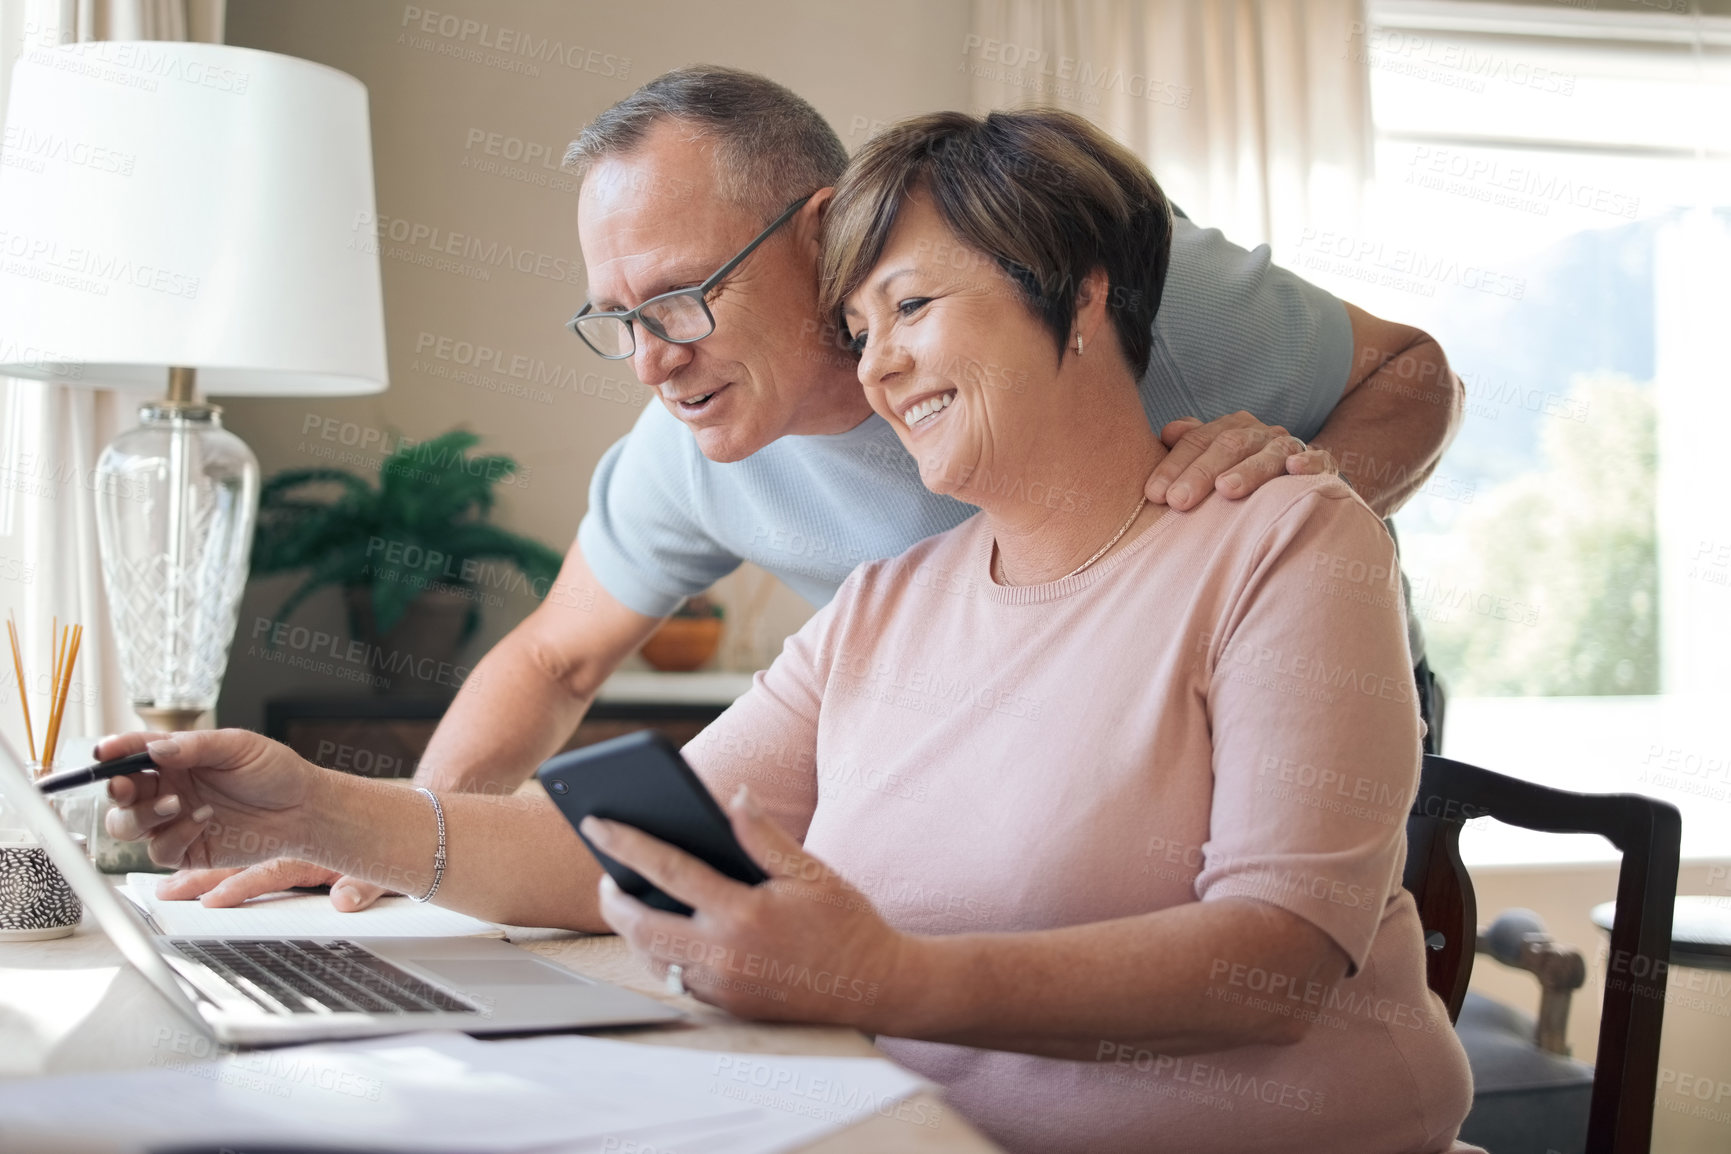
567;193;815;360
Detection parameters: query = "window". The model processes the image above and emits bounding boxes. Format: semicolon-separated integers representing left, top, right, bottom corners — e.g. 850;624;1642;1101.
1282;0;1731;863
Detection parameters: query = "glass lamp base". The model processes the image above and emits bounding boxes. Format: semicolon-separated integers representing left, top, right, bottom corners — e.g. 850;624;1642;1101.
136;707;206;732
95;399;258;729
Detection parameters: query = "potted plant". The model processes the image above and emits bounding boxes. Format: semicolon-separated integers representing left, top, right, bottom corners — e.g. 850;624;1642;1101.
250;429;563;693
639;594;726;672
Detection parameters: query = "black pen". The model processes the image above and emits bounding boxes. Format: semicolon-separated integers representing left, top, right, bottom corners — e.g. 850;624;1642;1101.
36;750;157;795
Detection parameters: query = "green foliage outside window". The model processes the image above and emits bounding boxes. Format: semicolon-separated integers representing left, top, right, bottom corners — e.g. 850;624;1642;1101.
1412;374;1658;697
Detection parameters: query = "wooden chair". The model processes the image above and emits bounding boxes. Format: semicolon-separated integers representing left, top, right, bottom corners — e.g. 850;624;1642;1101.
1402;754;1682;1154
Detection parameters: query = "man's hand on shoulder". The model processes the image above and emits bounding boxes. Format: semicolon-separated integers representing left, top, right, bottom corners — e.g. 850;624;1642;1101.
1145;411;1338;511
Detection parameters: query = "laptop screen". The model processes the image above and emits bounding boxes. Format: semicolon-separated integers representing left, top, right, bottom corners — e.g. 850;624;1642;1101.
0;733;210;1029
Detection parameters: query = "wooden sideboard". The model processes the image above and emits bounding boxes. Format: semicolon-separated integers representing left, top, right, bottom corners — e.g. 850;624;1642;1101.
264;672;755;778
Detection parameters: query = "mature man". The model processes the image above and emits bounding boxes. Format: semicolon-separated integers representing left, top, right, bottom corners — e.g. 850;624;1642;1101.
171;66;1460;910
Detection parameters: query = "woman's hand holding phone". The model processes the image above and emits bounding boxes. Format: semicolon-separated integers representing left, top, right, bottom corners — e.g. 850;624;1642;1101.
587;785;916;1031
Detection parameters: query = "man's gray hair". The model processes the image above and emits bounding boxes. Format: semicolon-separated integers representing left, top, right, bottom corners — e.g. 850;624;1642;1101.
565;65;849;219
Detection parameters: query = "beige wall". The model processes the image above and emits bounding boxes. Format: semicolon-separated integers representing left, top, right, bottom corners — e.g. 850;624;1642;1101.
214;0;971;729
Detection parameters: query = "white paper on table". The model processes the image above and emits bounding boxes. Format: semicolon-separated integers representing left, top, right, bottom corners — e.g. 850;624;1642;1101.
504;1035;941;1154
0;1033;758;1153
123;872;504;938
0;1030;936;1154
522;1112;778;1154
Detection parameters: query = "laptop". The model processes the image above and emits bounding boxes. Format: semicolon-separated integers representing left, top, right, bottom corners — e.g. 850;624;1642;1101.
0;732;681;1046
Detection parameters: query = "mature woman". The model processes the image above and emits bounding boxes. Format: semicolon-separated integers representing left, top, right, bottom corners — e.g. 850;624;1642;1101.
105;110;1472;1152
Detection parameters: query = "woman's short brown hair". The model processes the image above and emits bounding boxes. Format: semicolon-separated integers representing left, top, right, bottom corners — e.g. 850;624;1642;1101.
820;109;1173;378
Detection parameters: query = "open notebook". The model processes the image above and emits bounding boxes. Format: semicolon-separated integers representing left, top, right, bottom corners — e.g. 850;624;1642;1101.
122;873;505;938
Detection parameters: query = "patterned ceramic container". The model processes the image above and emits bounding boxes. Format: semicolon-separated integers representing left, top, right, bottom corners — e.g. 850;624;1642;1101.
0;831;84;941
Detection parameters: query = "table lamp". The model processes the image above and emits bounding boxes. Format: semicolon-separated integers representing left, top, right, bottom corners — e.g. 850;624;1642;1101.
0;41;388;731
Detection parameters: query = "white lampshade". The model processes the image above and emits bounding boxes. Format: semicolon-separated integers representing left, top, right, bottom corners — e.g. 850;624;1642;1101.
0;41;386;395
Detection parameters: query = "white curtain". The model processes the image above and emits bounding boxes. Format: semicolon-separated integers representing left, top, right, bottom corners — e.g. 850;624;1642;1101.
968;0;1372;259
0;0;223;755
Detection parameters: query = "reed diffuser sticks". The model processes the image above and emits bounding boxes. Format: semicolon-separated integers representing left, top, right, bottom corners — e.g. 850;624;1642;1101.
6;612;34;763
7;612;80;778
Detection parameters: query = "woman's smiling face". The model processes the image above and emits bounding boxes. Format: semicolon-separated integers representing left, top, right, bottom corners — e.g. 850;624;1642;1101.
841;192;1067;503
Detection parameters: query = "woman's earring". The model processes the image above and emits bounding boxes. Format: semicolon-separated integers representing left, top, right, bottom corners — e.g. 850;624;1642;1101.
1075;333;1084;355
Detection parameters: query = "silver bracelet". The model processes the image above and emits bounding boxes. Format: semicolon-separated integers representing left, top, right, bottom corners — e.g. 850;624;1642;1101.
411;786;446;904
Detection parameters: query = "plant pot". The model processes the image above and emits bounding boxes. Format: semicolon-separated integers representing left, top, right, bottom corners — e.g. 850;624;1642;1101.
343;586;474;696
640;617;723;672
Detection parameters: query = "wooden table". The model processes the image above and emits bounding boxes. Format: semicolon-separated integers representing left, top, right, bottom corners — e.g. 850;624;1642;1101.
0;893;1000;1153
1591;896;1731;971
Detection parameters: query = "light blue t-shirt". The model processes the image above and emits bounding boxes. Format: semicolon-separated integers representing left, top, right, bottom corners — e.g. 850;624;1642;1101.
579;217;1352;616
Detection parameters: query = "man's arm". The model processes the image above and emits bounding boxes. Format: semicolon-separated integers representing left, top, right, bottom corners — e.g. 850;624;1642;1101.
1147;302;1462;518
1305;302;1464;517
413;542;664;795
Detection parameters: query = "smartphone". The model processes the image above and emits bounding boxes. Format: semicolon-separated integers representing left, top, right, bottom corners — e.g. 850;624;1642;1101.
536;730;768;916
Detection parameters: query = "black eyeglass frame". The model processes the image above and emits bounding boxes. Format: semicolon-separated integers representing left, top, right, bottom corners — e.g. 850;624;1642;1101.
566;193;815;360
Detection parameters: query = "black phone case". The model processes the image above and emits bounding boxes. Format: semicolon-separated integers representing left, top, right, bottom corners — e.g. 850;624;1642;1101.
536;730;768;916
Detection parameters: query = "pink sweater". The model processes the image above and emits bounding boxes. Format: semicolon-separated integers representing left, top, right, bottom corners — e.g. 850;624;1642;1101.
684;475;1473;1153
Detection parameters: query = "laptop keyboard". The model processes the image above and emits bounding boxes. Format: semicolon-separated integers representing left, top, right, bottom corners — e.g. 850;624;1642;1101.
169;939;479;1016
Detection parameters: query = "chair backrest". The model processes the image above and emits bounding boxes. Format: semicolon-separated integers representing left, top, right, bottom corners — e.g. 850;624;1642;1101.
1402;754;1682;1154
